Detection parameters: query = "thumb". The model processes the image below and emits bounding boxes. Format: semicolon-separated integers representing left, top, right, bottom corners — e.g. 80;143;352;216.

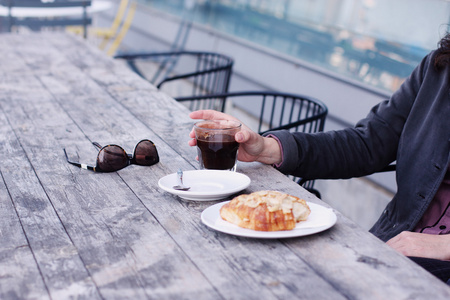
235;131;246;143
235;130;256;143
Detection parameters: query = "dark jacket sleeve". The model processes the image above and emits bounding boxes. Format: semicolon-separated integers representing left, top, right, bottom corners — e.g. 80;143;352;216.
265;51;429;180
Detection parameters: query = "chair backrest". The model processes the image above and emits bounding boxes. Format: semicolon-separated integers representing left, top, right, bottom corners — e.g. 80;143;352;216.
242;91;327;134
157;51;234;101
176;91;328;196
116;51;234;111
3;0;92;37
178;91;327;131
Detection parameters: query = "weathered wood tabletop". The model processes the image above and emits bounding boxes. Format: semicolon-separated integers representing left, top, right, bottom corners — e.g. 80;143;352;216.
0;32;449;300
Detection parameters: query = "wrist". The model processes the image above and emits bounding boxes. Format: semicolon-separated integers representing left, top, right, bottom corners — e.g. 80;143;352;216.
257;136;282;165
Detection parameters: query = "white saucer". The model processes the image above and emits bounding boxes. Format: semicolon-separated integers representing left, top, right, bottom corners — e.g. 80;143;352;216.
158;170;251;201
201;201;337;239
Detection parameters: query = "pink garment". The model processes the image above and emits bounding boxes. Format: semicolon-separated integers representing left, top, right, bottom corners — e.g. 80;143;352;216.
414;163;450;234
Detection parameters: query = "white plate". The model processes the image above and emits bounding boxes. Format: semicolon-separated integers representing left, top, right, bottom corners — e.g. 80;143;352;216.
201;201;337;239
158;170;251;201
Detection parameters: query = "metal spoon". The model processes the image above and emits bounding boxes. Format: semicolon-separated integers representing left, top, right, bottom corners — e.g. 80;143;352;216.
173;169;190;191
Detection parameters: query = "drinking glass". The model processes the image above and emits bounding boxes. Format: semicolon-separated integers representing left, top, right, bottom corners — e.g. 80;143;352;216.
194;120;241;171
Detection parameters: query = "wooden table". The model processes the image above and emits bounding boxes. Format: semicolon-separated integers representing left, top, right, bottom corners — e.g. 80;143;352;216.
0;32;449;300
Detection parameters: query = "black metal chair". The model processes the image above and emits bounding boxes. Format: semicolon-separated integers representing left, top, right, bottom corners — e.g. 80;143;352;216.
176;91;328;197
115;51;234;111
1;0;92;38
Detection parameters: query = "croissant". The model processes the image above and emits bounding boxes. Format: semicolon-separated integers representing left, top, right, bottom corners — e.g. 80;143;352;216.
220;191;310;231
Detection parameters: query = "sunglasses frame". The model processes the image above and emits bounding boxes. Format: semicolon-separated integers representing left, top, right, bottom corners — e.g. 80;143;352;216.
64;139;159;172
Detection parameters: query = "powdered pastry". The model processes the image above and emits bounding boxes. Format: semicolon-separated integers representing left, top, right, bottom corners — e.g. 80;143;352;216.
220;190;310;231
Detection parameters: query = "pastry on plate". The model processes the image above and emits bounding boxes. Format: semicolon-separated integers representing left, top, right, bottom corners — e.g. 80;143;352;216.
220;190;310;231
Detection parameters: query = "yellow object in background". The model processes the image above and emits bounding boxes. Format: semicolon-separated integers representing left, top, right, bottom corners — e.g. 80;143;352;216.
67;0;136;56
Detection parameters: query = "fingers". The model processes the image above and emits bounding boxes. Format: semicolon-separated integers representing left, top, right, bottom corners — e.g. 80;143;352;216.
189;109;245;148
189;109;223;120
386;233;403;251
189;127;248;147
188;138;197;147
188;111;255;144
189;110;240;123
189;128;195;138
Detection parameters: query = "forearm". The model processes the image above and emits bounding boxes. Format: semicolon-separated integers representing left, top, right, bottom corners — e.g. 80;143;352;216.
387;231;450;261
264;119;400;179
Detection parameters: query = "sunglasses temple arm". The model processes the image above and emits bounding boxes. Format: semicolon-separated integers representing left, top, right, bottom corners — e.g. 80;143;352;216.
67;160;96;171
64;149;97;171
92;142;102;149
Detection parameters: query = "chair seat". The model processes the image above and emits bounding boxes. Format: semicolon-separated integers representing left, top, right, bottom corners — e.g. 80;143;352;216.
1;0;93;37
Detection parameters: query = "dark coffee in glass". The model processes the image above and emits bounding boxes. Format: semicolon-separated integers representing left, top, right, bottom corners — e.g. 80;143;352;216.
194;120;241;171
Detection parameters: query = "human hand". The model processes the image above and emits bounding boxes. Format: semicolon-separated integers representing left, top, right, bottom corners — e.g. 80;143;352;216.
386;231;450;260
188;110;282;164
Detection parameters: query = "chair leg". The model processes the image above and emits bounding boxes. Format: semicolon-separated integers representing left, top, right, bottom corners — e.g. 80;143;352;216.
106;2;137;56
98;0;130;50
297;178;321;198
305;188;321;199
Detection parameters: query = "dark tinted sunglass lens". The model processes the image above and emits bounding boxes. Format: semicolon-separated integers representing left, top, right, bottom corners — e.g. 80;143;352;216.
97;145;129;172
134;140;159;166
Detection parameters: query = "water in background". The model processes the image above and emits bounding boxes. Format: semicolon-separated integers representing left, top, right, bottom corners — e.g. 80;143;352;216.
142;0;449;93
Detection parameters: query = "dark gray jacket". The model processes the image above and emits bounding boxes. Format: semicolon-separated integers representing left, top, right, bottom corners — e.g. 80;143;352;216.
267;50;450;242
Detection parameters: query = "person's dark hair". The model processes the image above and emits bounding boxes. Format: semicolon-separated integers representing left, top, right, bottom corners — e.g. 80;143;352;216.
435;32;450;69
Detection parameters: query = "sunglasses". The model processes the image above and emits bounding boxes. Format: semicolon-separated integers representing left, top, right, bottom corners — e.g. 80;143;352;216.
64;139;159;172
